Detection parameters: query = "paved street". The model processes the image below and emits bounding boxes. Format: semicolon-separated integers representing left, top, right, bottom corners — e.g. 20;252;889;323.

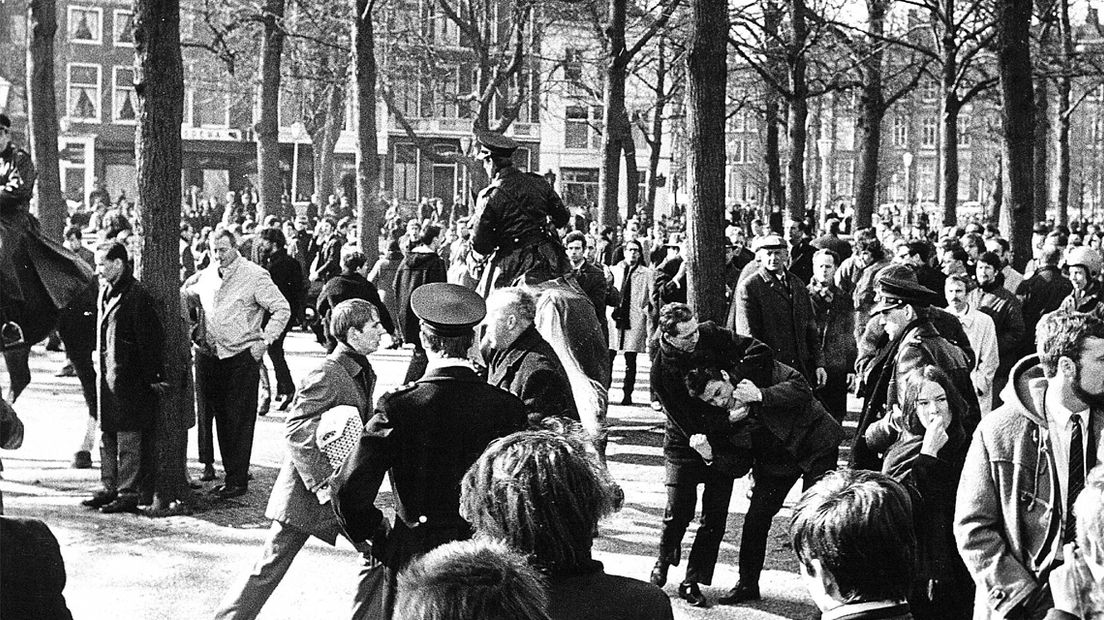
1;331;823;619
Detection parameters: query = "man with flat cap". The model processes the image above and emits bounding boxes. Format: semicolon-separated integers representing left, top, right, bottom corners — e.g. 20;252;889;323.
851;271;979;470
331;282;527;619
728;234;826;386
470;130;571;297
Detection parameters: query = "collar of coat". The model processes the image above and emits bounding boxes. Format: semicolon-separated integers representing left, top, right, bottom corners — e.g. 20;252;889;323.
491;324;545;367
330;342;372;378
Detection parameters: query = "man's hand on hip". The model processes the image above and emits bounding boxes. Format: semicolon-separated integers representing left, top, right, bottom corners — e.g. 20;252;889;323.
250;340;267;361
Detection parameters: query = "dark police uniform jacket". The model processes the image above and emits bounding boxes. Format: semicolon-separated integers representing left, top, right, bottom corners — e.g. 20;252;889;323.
331;363;527;571
472;167;570;294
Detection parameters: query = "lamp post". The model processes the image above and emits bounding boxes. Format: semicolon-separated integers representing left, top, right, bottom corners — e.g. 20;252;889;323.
817;137;833;227
290;122;308;203
902;151;914;227
459;136;472;203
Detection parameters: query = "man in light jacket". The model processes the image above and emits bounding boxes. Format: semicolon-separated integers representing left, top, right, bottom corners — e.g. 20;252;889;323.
954;310;1104;620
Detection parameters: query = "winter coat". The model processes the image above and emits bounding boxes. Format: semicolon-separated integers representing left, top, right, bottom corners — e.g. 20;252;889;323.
651;322;774;466
266;343;374;544
367;254;403;331
730;267;824;381
852;318;979;471
971;280;1026;375
748;361;843;478
486;325;579;426
1059;281;1104;319
954;356;1080;620
1017;266;1072;355
808;280;856;375
264;249;305;327
607;261;653;353
392;250;446;343
97;272;164;432
317;272;395;340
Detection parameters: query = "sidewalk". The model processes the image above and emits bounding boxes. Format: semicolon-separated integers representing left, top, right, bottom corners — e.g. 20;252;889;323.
1;333;820;620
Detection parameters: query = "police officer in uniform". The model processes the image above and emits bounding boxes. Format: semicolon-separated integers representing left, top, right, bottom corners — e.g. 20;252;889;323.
331;282;528;619
470;130;571;297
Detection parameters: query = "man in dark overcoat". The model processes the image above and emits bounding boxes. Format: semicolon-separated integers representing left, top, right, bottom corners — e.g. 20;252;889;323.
215;299;382;620
81;242;164;514
258;227;305;411
470;130;570;296
331;283;527;619
483;286;579;425
317;250;395;353
729;235;825;386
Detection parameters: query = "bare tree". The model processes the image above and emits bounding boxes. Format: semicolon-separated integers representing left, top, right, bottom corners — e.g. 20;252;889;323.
26;0;65;240
996;0;1034;267
132;0;191;514
592;0;681;227
632;31;686;224
354;0;381;259
255;0;287;223
685;0;727;322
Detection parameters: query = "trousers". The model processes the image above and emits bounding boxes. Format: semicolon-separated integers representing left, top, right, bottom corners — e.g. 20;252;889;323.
213;520;310;620
100;429;155;501
197;350;260;487
657;460;734;585
266;327;294;396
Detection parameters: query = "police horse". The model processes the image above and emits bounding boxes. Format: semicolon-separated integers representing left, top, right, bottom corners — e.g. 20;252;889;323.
0;207;94;402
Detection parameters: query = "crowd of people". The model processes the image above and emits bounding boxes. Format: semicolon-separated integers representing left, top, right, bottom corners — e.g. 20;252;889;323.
3;117;1104;620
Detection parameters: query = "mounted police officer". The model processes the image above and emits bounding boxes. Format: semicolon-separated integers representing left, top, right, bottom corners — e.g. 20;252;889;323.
470;130;571;297
331;282;527;619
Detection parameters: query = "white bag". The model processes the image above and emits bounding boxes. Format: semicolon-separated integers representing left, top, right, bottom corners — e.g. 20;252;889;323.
316;405;363;471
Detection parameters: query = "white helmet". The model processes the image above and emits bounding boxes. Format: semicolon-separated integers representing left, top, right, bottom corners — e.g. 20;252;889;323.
1066;246;1103;277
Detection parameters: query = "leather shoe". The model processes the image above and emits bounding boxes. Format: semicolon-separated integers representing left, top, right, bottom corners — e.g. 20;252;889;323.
678;582;708;607
100;497;140;514
649;560;669;588
55;363;77;377
717;582;761;605
275;393;294;411
71;450;92;469
200;463;217;481
211;484;248;499
81;490;116;508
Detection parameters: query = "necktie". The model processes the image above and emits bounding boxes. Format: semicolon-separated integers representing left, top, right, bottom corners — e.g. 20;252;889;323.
1067;414;1085;542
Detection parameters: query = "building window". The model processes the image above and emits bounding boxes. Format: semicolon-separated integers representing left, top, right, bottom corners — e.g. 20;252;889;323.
394;144;419;202
112;67;137;123
835;116;855;151
113;10;134;46
436;67;459;119
921;116;937;147
565;105;589;149
921;78;939;101
742;181;758;203
893;115;907;147
68;6;103;44
561;168;599;207
432;6;459;45
392;74;419;118
513;147;532;171
957;115;971;146
196;91;229;127
919;160;936;201
183;88;195;126
834;159;854;196
727;167;738;199
67;63;101;122
564;49;582;82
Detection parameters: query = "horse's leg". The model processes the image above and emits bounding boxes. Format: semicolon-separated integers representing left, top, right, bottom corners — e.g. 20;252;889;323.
2;347;31;403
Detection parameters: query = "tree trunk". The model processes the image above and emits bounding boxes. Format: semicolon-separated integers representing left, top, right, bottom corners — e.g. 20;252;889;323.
354;0;380;260
763;0;785;225
685;0;727;322
852;0;888;230
1056;0;1072;224
599;0;628;228
785;0;809;222
315;82;345;205
643;40;668;224
1033;0;1055;223
1032;76;1050;223
254;0;286;224
940;101;961;227
26;0;65;241
623;136;640;222
997;0;1035;270
133;0;191;514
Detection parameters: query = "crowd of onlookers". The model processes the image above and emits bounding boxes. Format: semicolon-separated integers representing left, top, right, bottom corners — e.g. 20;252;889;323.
15;168;1104;620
